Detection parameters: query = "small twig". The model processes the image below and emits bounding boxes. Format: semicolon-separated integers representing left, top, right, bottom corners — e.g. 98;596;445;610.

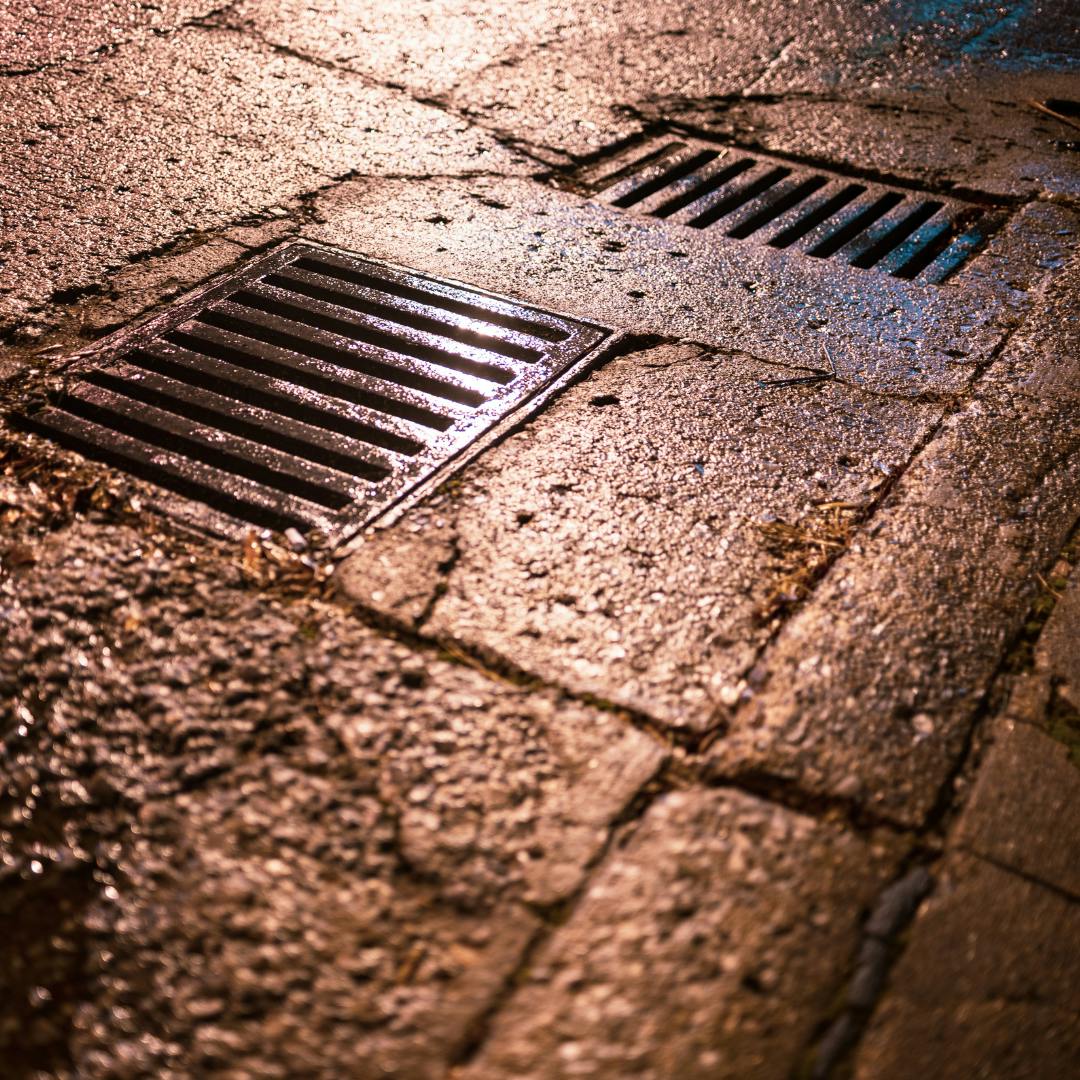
821;341;837;376
1028;574;1062;600
1027;99;1080;134
758;342;838;389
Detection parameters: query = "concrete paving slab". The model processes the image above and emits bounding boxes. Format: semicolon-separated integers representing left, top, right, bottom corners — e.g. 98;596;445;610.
657;81;1080;202
952;718;1080;898
982;248;1080;403
746;5;1079;99
0;27;528;331
707;389;1080;826
853;853;1080;1080
462;787;903;1080
339;342;941;730
304;174;1008;396
441;2;1075;169
0;0;221;72
0;495;662;1073
224;0;650;101
60;760;540;1079
1035;572;1080;707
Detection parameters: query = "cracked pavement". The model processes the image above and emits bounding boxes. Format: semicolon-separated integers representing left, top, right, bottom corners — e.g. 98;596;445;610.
1;2;1079;1078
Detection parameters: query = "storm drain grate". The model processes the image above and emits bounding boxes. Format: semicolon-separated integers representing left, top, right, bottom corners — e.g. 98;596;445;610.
20;243;609;539
588;137;1005;283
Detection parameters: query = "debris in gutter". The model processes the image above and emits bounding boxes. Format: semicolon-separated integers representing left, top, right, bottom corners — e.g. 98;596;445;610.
1027;99;1080;134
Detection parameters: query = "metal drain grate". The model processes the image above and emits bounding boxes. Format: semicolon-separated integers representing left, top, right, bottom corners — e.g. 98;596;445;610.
589;137;1004;283
20;243;609;539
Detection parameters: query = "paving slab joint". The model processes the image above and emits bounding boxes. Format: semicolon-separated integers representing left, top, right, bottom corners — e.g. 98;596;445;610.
801;861;937;1079
700;773;916;839
918;512;1080;841
445;771;674;1071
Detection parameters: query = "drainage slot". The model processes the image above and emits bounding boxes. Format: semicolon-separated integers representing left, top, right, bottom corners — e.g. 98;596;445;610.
850;200;945;269
59;390;355;510
84;368;392;483
262;268;544;363
195;307;490;408
651;157;757;219
892;221;960;280
689;166;792;229
769;184;866;248
291;256;571;343
20;407;313;533
727;175;829;239
613;148;721;208
231;285;519;384
126;347;425;457
164;326;456;431
807;192;905;258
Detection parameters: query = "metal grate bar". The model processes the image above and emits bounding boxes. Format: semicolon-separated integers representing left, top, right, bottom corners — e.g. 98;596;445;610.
291;252;577;343
897;216;997;283
726;174;829;240
167;322;461;430
609;146;720;208
651;157;758;221
266;264;545;363
87;363;396;483
849;200;945;269
198;302;492;407
26;405;335;532
239;279;520;384
17;243;610;539
130;341;427;457
806;192;905;258
688;165;793;229
768;181;867;249
61;381;366;509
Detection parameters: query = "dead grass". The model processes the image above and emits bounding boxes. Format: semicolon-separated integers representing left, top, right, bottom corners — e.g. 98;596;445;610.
755;500;866;621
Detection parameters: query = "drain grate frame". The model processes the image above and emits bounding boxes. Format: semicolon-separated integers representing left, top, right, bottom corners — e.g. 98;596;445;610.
16;242;611;542
583;135;1009;284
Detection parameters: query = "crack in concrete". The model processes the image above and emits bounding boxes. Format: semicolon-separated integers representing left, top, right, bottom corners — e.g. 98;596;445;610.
0;165;528;349
448;767;673;1068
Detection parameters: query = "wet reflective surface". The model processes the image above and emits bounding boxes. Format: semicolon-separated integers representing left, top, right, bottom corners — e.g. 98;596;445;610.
1;2;1078;1078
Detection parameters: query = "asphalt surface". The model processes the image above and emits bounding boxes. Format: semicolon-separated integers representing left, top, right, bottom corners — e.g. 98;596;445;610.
1;2;1079;1078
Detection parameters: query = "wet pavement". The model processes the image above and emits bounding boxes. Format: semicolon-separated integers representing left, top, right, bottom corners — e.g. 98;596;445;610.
2;2;1079;1078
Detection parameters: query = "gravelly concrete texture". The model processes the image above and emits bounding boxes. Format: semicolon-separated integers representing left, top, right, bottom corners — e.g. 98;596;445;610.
0;28;527;329
464;788;903;1080
1;1;1079;1077
0;508;662;1076
0;0;222;72
707;387;1080;824
340;342;942;728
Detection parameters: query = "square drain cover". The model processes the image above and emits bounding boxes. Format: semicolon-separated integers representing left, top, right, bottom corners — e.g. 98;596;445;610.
20;243;609;540
586;136;1005;283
